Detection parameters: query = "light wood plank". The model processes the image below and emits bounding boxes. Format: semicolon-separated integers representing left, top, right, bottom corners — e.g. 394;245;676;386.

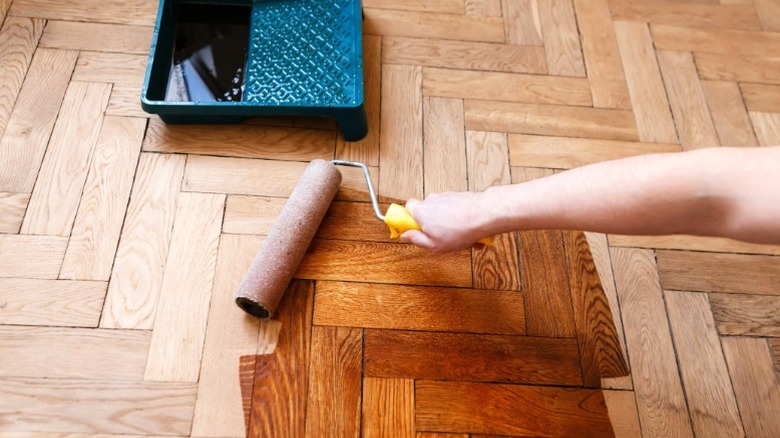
60;116;145;280
0;48;77;192
610;0;762;30
21;81;111;236
657;250;780;295
100;153;185;329
609;234;780;255
363;0;463;14
611;248;694;437
363;8;504;42
223;195;287;236
696;52;780;85
741;82;780;113
465;0;502;16
361;378;415;438
72;51;147;86
465;100;638;141
466;131;511;192
39;20;152;54
106;82;145;118
423;97;467;196
604;390;642;438
749;111;780;146
8;0;157;26
614;21;679;144
313;281;525;334
0;0;9;23
651;24;780;57
0;17;44;139
721;337;780;437
702;80;759;147
0;235;67;279
0;278;105;327
710;293;780;336
665;291;744;436
502;0;543;45
538;0;586;77
144;192;224;382
0;191;29;233
755;0;780;31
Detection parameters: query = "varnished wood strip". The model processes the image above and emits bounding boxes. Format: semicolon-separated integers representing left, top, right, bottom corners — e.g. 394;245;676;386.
651;24;780;57
502;0;543;45
721;337;780;437
740;83;780;113
573;0;631;109
379;64;423;200
415;380;614;436
144;192;224;382
563;230;629;386
39;20;152;54
72;51;147;86
305;326;362;438
296;239;472;287
657;250;780;295
106;82;146;118
508;134;681;169
364;329;583;386
0;235;67;279
755;0;780;31
423;97;467;195
0;326;150;380
665;291;744;436
313;281;525;334
696;52;780;85
614;21;679;144
0;48;77;192
8;0;157;26
21;81;111;236
249;280;313;438
239;355;257;437
657;50;720;149
608;234;780;256
423;67;591;106
610;0;762;30
0;17;44;139
465;100;638;141
603;390;642;438
143;118;336;161
362;378;415;438
363;8;504;42
611;248;693;437
465;0;501;16
382;37;547;75
0;278;104;327
538;0;586;77
709;293;780;336
0;377;196;435
190;234;261;436
363;0;463;14
223;195;288;236
100;153;184;329
60;116;145;281
701;81;759;147
770;339;780;376
749;111;780;146
318;201;393;242
0;192;28;233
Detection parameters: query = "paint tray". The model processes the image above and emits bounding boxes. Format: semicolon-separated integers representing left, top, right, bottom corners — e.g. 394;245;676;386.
141;0;368;141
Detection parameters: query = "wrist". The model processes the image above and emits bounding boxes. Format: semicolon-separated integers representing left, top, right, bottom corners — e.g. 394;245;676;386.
475;186;515;236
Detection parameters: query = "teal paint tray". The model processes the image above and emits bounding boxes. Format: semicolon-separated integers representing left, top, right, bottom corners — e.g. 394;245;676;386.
141;0;367;141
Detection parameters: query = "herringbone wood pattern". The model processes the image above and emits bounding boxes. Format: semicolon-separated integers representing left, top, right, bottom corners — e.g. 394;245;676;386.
1;0;780;436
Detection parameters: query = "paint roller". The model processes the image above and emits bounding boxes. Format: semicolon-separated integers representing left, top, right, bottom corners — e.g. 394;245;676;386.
235;159;492;319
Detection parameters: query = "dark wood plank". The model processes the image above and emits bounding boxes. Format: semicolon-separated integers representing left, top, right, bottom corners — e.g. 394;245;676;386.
709;293;780;336
657;250;780;295
364;329;583;386
415;380;614;437
313;281;525;335
239;355;257;437
563;230;629;386
472;232;522;291
317;201;393;242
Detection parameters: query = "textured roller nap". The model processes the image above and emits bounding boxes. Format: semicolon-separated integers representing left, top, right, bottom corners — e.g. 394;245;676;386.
235;159;342;318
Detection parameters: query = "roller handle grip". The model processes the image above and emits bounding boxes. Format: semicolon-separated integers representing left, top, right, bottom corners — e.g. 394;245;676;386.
384;203;494;249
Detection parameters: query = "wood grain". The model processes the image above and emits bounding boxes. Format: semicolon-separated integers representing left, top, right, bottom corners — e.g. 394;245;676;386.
317;201;393;242
313;281;525;334
740;82;780;113
0;278;105;327
223;195;288;236
239;355;257;437
106;82;145;118
610;0;762;30
8;0;157;26
502;0;543;45
651;23;780;57
0;17;44;139
538;0;586;77
364;8;504;43
609;233;780;256
709;293;780;336
465;0;501;16
0;235;67;279
750;111;780;146
701;80;759;147
0;191;29;233
39;20;152;54
423;97;468;195
361;378;415;438
603;390;642;438
72;51;147;86
657;250;780;295
695;52;780;84
363;0;464;14
755;0;780;31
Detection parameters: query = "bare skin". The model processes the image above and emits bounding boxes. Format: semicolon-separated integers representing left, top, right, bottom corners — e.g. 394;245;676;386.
400;146;780;252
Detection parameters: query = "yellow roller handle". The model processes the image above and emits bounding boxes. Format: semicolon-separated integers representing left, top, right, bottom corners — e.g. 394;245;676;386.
383;203;494;248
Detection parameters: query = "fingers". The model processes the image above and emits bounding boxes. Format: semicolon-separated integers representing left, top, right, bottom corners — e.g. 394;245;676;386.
398;229;436;249
405;198;420;217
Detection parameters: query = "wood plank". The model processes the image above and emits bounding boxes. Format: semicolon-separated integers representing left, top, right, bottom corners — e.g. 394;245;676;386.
100;153;184;329
60;116;145;281
415;380;613;436
721;337;780;437
21;81;111;236
364;329;583;386
0;235;67;279
423;97;467;195
72;51;147;86
657;50;720;149
770;338;780;375
508;134;681;169
363;8;504;43
8;0;157;26
609;234;780;256
361;378;415;438
106;82;146;118
465;100;638;141
239;355;257;436
657;250;780;295
755;0;780;31
603;390;642;438
0;0;9;23
0;191;29;233
465;0;501;16
610;0;762;30
318;201;393;242
709;293;780;336
0;17;44;139
614;21;679;144
144;192;224;382
701;80;759;147
502;0;543;45
0;48;77;192
651;24;780;57
611;248;694;437
313;281;525;334
143;118;336;161
363;0;463;14
573;0;631;109
0;326;151;380
749;111;780;146
0;278;105;327
740;82;780;113
695;52;780;84
665;291;744;436
223;195;288;236
538;0;586;77
305;326;362;438
0;377;196;435
39;20;152;54
191;234;262;436
382;37;547;75
296;239;472;287
423;67;591;106
249;280;313;438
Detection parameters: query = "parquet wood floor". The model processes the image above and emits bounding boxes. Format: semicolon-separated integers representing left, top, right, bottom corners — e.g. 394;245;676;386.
1;0;780;436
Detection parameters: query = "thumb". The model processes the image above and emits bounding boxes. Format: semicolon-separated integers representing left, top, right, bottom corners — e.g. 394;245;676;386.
399;229;435;249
